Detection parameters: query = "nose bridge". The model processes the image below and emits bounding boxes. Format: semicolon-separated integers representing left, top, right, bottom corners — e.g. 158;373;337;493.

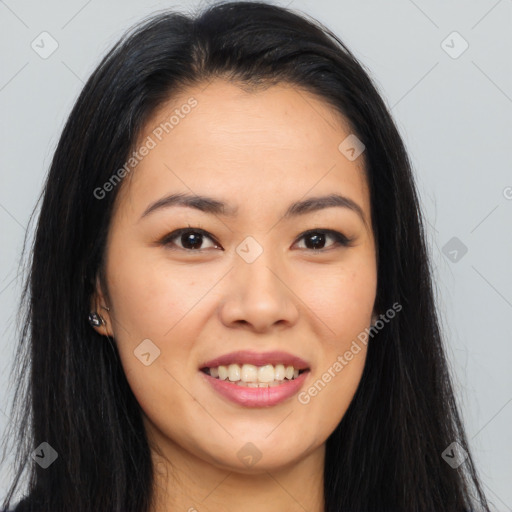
219;234;299;330
234;235;285;299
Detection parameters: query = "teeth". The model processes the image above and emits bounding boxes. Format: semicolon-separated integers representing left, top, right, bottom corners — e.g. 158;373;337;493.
218;365;229;380
206;363;304;384
241;364;258;382
258;364;274;383
274;364;285;380
228;364;240;381
235;381;282;387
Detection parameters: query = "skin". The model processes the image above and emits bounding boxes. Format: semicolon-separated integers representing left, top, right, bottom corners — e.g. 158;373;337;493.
91;78;377;512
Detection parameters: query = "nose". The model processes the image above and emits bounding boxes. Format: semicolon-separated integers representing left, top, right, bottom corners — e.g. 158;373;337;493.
218;248;300;333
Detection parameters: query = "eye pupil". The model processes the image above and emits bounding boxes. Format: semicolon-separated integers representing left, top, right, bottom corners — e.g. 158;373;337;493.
306;233;326;250
182;231;203;249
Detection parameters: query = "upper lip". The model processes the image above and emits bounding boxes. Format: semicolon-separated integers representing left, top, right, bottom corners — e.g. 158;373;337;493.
200;350;310;370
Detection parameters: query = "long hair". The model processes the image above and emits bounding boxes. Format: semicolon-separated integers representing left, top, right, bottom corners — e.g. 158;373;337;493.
1;1;490;510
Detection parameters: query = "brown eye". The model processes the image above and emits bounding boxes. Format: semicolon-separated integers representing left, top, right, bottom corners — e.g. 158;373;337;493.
161;228;221;251
295;230;352;251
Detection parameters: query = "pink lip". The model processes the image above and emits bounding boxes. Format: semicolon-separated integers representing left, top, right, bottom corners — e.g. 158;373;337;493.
200;370;310;407
199;350;310;370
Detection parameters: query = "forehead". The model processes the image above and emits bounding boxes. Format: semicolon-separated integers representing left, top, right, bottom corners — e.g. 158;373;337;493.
115;79;370;221
145;79;359;156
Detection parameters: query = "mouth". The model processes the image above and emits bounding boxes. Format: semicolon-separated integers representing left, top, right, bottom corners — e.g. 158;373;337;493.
198;350;311;407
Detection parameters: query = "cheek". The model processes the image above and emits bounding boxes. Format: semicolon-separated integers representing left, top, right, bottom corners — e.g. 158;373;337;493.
106;244;200;337
296;280;371;437
297;257;377;340
292;256;375;431
104;250;200;430
103;245;196;395
298;346;367;442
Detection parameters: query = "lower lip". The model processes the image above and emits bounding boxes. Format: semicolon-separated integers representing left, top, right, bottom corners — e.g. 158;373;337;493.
200;370;310;407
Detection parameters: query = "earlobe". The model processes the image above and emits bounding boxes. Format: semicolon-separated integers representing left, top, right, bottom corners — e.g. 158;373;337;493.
89;275;114;337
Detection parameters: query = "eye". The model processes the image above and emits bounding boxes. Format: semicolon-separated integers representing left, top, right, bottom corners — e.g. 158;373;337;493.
160;226;221;251
294;229;352;251
159;227;352;252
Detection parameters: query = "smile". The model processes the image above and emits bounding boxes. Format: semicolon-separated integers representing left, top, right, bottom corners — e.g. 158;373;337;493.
199;350;311;407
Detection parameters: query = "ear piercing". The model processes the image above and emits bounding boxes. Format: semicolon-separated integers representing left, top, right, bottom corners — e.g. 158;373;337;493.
88;312;106;327
88;305;110;327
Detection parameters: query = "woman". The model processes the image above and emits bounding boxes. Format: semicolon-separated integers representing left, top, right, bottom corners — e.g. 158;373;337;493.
1;1;490;511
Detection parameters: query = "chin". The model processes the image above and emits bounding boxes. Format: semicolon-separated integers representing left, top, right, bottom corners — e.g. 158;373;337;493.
199;436;312;474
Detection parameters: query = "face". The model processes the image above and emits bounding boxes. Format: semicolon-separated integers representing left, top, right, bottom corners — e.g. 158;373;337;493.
92;79;377;474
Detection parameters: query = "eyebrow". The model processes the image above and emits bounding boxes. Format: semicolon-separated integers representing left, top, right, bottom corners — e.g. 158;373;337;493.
139;192;367;225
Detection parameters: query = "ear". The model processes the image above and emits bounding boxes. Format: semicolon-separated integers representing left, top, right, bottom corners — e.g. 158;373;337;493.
371;310;379;326
89;274;114;338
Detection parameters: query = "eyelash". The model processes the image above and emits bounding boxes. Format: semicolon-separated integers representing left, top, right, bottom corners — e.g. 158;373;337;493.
158;225;353;252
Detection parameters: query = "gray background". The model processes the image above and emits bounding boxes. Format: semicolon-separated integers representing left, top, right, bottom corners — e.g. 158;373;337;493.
0;0;511;508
